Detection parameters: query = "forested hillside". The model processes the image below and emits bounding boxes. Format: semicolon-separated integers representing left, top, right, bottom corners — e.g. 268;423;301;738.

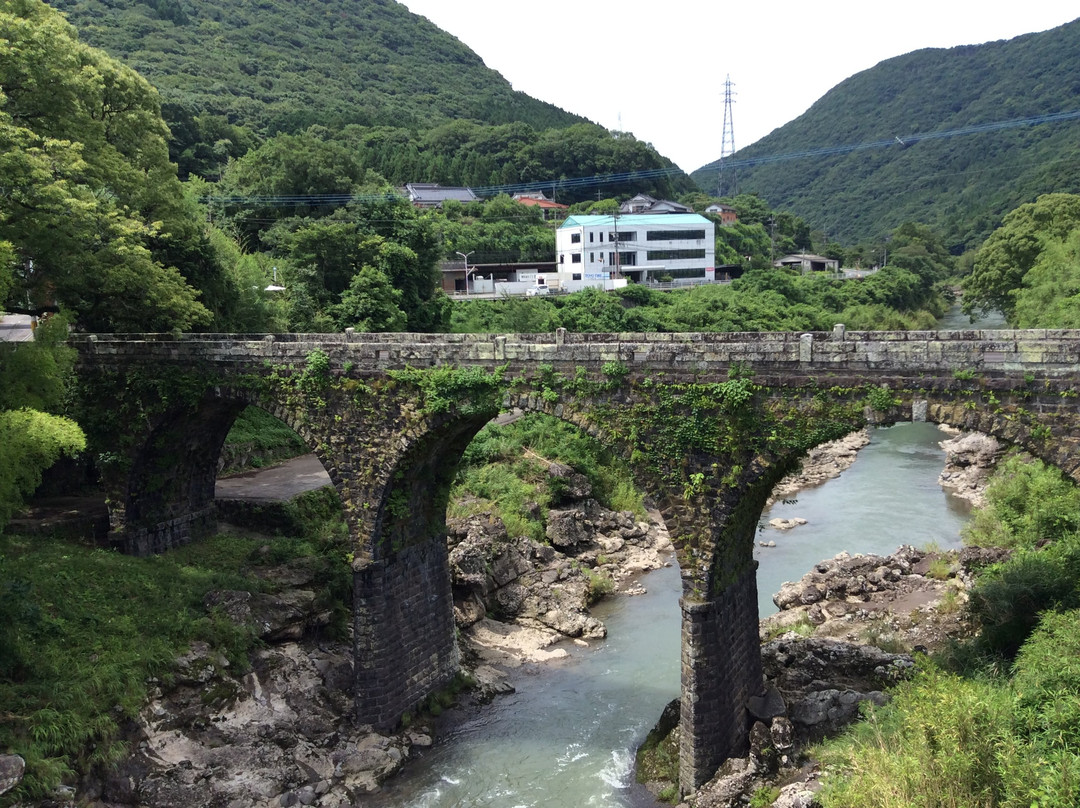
691;19;1080;251
49;0;583;135
47;0;691;198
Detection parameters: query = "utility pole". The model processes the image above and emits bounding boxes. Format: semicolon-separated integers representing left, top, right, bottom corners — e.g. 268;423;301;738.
612;212;621;279
718;75;738;198
456;251;474;296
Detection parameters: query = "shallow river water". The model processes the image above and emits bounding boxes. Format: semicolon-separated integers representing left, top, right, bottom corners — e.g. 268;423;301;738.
367;421;972;807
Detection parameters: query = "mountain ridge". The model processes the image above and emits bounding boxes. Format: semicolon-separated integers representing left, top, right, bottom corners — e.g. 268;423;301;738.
691;19;1080;248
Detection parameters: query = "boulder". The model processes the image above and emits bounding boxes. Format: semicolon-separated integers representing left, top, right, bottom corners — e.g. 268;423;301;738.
0;755;25;797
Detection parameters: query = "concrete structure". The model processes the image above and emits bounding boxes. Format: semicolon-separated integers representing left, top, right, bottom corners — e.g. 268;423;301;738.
72;328;1080;795
774;253;840;273
556;213;715;284
704;203;738;225
440;261;557;296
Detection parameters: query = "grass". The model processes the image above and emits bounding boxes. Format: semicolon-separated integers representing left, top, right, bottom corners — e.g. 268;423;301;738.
0;510;351;804
219;406;307;472
815;455;1080;808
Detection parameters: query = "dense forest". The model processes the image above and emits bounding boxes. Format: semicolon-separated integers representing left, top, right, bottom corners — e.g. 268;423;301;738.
47;0;691;200
691;19;1080;251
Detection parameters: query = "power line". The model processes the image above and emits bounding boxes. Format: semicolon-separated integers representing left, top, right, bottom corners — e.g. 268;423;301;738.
203;107;1080;208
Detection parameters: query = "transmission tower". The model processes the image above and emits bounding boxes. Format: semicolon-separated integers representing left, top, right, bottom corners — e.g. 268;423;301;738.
717;75;737;198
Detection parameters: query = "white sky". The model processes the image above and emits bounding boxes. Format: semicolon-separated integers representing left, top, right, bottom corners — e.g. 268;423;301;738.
400;1;1080;173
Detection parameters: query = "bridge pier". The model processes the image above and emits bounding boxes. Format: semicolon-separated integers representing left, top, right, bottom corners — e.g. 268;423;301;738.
679;564;764;794
353;538;460;729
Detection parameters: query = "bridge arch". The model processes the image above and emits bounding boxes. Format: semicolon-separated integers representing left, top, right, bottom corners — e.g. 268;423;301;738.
72;328;1080;795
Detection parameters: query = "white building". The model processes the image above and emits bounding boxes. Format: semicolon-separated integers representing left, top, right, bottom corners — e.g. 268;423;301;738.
554;213;716;285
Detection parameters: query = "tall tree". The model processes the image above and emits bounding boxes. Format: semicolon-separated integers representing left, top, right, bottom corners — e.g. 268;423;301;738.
0;0;212;331
964;194;1080;321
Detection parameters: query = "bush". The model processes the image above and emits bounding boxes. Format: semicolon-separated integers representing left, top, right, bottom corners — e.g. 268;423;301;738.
816;666;1011;807
963;455;1080;549
967;538;1080;659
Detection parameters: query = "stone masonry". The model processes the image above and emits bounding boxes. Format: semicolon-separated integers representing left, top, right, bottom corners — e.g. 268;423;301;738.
72;327;1080;793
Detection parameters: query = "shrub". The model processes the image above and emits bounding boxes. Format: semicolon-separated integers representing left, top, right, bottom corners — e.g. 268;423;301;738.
963;455;1080;549
816;666;1011;808
967;538;1080;659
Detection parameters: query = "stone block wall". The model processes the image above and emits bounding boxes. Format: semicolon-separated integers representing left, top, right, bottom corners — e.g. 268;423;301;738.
352;538;459;729
679;563;763;794
73;328;1080;381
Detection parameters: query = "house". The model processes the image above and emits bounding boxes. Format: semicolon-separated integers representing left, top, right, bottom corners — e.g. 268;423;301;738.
773;253;839;273
704;203;738;226
402;183;479;208
555;213;715;285
619;194;693;215
512;192;569;220
441;261;556;295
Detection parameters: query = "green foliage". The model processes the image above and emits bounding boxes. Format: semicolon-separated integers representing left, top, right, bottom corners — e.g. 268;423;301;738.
0;317;87;532
965;194;1080;323
0;505;351;800
866;385;898;413
816;665;1014;807
967;537;1080;660
749;786;782;808
963;455;1080;549
219;406;307;472
52;0;592;174
331;267;408;332
389;364;507;418
692;23;1080;249
0;0;215;331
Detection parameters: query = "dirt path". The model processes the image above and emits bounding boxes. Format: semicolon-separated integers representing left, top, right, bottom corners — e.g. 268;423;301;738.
215;454;331;502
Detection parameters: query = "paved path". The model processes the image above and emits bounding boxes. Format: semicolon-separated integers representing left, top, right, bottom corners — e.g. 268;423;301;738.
214;454;332;502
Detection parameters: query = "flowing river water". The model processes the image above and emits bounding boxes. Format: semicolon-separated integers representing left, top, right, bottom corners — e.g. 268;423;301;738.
367;305;999;807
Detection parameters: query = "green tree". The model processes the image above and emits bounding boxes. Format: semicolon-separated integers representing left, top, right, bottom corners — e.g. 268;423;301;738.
331;267;408;332
964;193;1080;322
0;316;86;532
0;0;212;331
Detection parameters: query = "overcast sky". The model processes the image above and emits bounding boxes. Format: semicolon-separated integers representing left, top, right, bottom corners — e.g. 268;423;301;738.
400;1;1079;173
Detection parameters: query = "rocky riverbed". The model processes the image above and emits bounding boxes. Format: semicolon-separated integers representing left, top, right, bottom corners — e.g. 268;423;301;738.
8;429;1003;807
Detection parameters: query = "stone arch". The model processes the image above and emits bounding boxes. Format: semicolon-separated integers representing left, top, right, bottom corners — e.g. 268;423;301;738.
112;385;333;555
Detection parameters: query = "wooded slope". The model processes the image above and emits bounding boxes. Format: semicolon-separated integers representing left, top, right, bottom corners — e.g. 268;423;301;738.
49;0;587;135
691;19;1080;249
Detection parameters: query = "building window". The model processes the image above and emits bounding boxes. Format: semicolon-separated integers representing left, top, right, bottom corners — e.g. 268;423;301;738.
573;273;582;280
646;229;706;241
609;231;635;242
571;232;581;243
559;255;564;264
589;232;594;242
589;253;594;262
646;249;706;261
571;253;581;263
608;251;637;266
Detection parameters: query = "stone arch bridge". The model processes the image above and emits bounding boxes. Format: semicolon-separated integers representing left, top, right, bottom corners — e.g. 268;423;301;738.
72;327;1080;794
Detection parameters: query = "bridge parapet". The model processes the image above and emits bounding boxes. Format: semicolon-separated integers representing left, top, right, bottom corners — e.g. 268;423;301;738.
73;328;1080;376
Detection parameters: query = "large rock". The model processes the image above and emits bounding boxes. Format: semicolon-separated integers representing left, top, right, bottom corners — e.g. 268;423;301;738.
546;507;593;549
938;431;1002;507
0;755;24;796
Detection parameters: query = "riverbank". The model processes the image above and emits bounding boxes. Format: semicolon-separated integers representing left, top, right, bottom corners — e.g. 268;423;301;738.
2;426;997;807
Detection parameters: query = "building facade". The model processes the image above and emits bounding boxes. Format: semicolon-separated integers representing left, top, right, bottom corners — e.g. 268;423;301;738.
555;214;716;283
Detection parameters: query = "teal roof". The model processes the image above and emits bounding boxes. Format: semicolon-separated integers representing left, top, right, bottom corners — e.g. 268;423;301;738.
560;213;709;228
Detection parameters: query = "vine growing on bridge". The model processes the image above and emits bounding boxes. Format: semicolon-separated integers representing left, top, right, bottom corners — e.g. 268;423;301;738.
387;364;508;417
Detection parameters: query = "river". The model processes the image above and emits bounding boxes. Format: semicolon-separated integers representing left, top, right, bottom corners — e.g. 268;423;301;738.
367;423;973;807
367;305;1000;807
